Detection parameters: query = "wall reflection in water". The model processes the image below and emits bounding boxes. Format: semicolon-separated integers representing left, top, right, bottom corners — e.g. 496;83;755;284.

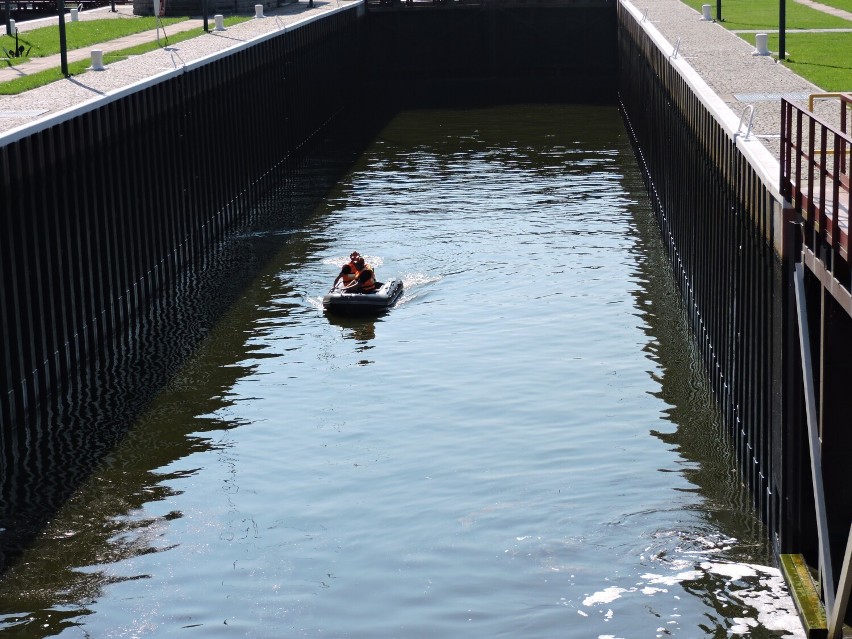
0;105;383;591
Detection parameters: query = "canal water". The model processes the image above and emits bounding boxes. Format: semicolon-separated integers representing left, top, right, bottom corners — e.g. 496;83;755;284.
0;105;804;638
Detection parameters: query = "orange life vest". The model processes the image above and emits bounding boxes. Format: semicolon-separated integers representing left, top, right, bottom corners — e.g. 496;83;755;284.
341;261;359;284
359;265;376;292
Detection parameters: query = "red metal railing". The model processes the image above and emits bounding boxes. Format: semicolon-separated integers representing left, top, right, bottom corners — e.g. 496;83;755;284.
781;96;852;268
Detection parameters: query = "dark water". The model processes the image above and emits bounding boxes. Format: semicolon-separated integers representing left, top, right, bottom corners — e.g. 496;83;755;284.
0;105;803;638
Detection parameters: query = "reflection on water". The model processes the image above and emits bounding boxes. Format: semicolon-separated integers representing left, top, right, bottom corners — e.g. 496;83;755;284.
0;104;382;577
0;105;804;638
0;230;277;574
325;313;378;345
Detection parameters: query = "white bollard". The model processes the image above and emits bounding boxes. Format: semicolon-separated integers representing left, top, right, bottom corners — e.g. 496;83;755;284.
214;13;225;30
754;33;770;56
254;3;264;17
91;49;104;70
70;7;79;21
7;19;15;35
701;4;712;20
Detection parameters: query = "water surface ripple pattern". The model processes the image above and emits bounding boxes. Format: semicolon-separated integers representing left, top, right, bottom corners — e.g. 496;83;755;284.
0;105;802;638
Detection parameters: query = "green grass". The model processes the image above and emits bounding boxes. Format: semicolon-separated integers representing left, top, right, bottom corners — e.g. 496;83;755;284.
1;17;187;60
0;15;251;94
680;0;852;90
810;0;852;13
762;31;852;90
681;0;851;29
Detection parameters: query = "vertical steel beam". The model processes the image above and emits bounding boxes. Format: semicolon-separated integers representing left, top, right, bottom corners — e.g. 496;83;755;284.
794;261;835;616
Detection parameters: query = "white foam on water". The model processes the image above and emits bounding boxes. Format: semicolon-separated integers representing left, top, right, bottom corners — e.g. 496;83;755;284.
708;562;805;638
583;541;806;638
730;617;759;634
322;255;384;268
583;586;631;606
640;570;703;585
702;561;760;580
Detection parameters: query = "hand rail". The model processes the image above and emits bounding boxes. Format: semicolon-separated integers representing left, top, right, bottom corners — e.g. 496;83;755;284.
808;92;852;124
781;98;852;285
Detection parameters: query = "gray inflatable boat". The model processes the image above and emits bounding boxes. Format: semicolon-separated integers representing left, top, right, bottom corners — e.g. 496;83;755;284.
322;278;404;313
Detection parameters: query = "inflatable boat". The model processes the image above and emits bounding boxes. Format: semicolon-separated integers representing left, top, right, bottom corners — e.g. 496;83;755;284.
322;278;404;314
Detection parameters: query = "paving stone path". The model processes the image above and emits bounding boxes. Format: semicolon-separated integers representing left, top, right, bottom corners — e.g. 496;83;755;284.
793;0;852;21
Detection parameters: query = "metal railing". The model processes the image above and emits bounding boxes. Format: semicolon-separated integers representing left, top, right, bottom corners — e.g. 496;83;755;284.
781;97;852;276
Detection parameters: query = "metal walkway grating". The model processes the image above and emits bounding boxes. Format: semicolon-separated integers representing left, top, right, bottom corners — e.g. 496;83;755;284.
733;92;811;102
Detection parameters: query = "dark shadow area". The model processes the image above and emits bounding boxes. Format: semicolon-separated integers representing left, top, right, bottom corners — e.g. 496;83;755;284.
364;4;618;108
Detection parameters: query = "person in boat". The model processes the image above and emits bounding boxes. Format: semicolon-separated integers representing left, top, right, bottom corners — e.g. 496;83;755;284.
342;257;377;294
333;251;361;289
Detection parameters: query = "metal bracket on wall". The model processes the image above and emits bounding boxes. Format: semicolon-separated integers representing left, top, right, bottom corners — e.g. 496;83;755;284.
670;36;681;59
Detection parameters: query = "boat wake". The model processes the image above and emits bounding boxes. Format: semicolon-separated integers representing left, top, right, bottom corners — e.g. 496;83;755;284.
323;255;385;269
396;272;439;307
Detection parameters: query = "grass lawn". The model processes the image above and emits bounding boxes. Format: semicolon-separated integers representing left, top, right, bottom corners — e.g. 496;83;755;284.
762;31;852;90
680;0;851;29
0;15;251;94
1;17;187;59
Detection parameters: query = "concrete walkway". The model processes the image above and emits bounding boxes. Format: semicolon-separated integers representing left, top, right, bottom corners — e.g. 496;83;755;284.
793;0;852;21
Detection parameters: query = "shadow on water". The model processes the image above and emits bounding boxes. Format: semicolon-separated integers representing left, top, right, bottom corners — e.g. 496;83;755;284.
0;104;394;580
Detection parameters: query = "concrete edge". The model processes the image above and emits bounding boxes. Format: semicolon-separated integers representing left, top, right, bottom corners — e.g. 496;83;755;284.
0;0;363;147
619;0;782;200
181;0;363;73
779;553;828;638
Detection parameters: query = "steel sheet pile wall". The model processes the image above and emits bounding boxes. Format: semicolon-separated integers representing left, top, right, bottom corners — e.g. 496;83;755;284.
616;5;805;552
0;8;360;431
364;1;617;105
